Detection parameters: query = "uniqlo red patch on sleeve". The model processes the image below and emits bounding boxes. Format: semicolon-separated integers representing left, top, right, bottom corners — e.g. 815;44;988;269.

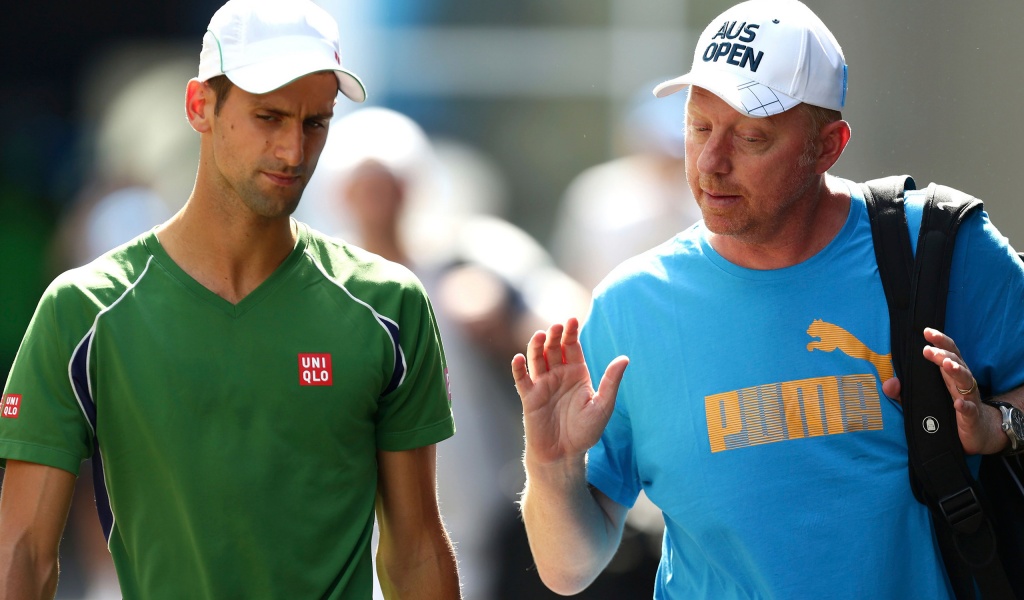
2;394;22;418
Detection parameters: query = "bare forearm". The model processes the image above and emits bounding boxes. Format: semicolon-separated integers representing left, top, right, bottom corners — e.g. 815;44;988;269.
376;527;461;600
0;461;75;600
992;384;1024;410
375;446;461;599
520;454;623;596
0;542;58;600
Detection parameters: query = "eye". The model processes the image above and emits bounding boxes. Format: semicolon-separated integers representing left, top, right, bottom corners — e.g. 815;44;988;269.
686;123;711;136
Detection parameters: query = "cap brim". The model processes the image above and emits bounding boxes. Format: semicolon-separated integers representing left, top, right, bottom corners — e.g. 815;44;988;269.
653;69;799;118
336;70;367;103
226;51;367;102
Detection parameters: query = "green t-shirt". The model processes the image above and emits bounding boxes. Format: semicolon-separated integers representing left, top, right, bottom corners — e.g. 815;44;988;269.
0;223;455;599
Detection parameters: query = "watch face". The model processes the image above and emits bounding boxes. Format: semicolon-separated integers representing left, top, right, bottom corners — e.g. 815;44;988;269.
1012;408;1024;440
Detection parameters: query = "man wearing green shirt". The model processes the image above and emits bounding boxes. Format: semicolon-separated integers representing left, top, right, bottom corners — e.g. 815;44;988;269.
0;1;461;598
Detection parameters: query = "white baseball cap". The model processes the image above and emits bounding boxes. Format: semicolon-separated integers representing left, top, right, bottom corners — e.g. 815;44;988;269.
197;0;366;102
654;0;846;117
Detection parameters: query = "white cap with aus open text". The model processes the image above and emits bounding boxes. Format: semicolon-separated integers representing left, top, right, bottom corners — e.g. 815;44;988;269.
654;0;846;117
197;0;366;102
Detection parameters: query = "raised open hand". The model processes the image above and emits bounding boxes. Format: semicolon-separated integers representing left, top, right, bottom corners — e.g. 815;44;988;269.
511;318;629;466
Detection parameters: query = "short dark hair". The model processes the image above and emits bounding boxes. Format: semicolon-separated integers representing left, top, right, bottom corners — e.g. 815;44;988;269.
205;75;234;116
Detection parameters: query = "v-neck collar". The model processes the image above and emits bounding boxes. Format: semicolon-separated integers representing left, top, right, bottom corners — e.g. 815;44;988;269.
144;222;309;317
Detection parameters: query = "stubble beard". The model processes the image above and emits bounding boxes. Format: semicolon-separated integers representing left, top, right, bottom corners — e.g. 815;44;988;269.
235;167;306;219
688;169;749;237
689;168;815;245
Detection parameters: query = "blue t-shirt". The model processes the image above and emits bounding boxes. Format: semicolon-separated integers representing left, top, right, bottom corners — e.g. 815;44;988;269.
583;179;1024;599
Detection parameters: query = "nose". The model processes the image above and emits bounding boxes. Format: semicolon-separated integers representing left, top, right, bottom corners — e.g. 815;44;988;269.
693;131;731;176
275;122;305;167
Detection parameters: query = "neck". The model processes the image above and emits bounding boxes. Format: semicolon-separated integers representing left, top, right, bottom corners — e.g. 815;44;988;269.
156;191;298;304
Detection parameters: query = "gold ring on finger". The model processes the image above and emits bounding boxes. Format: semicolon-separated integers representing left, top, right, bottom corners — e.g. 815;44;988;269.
955;379;977;396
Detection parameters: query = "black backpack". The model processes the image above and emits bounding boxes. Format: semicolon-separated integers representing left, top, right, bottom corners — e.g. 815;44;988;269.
862;175;1024;599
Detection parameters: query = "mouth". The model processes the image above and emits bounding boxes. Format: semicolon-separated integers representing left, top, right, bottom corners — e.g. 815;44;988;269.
263;171;303;187
700;189;743;208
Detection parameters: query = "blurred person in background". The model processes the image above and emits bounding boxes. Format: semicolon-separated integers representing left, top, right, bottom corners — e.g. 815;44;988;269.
305;105;662;599
547;79;699;580
304;106;511;599
550;84;701;292
0;1;461;598
305;106;591;599
49;55;201;275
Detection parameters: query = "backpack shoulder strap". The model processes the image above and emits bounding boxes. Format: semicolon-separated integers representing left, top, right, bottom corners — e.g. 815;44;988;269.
863;177;1012;599
861;175;916;389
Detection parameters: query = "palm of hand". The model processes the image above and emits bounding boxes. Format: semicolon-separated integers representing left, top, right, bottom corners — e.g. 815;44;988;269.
522;359;613;464
512;318;628;467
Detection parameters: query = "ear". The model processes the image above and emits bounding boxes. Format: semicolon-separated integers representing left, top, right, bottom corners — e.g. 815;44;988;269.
814;119;851;174
185;78;213;133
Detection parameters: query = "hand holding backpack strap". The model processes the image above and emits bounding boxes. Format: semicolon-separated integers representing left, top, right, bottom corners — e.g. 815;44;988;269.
862;176;1013;599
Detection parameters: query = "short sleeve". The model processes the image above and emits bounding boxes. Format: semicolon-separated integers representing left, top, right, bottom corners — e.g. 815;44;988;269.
943;207;1024;395
1;282;94;474
374;281;455;452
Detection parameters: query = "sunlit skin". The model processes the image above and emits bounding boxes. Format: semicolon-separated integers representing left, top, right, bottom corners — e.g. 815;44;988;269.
156;72;338;304
684;86;851;269
192;72;337;224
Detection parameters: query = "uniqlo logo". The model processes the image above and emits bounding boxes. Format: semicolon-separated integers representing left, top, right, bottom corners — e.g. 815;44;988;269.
2;394;21;419
299;354;333;386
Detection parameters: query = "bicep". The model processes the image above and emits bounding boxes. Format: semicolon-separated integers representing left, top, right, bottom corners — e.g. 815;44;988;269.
0;460;77;558
592;485;630;539
376;445;442;540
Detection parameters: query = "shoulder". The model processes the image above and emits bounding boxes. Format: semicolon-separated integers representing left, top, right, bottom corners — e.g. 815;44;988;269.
902;184;1002;253
24;235;156;344
299;224;428;300
46;235;156;309
593;225;703;298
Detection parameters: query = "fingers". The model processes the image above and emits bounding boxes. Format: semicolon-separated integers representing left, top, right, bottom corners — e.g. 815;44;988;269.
921;327;977;399
560;317;584;365
595;356;629;405
881;376;901;403
934;355;976;398
511;353;531;398
543;322;566;369
950;366;978;398
523;319;583;376
514;319;586;402
525;329;549;377
923;327;962;356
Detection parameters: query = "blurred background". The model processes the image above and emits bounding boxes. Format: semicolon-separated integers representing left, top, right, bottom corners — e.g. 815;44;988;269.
2;0;1023;598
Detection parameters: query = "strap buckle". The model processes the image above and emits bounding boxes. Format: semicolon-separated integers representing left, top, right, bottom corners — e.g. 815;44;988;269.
938;487;984;534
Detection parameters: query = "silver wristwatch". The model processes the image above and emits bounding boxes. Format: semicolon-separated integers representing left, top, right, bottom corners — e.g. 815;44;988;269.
984;400;1024;456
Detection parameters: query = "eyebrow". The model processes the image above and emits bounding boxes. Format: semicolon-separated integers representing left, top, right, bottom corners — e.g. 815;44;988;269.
254;106;334;122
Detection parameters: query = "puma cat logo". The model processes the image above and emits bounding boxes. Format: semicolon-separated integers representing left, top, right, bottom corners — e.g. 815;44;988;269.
806;319;894;383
